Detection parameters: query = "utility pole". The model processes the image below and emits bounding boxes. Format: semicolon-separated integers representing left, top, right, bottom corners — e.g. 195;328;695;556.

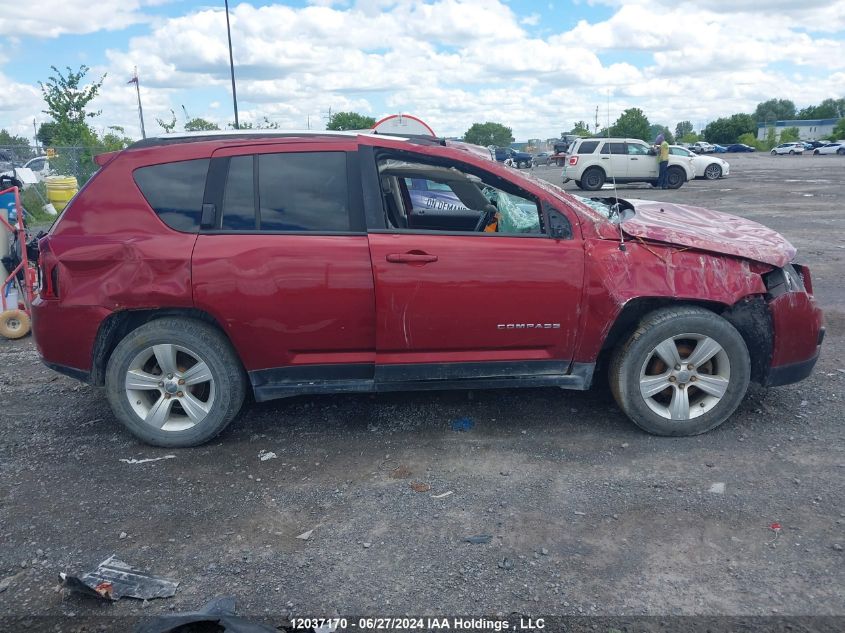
127;67;147;139
32;118;39;152
594;105;599;134
224;0;239;129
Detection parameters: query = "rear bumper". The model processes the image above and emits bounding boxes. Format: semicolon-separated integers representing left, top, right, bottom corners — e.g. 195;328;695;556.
31;297;109;376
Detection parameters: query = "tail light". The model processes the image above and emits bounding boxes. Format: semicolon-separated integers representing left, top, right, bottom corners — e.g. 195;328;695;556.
568;155;579;166
37;236;59;299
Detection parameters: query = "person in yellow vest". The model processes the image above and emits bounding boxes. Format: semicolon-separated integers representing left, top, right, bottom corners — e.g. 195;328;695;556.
655;133;670;189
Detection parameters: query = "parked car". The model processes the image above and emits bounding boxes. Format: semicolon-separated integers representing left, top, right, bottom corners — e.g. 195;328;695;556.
812;142;845;155
771;142;805;155
804;140;825;150
31;131;824;447
712;144;728;153
494;147;532;168
691;141;715;153
562;137;694;190
725;144;756;153
531;152;553;166
668;145;730;180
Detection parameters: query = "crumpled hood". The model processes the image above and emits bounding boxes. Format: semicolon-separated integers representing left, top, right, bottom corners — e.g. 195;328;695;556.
620;199;795;267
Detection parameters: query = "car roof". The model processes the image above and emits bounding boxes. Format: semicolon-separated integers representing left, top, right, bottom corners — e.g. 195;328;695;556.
126;129;435;151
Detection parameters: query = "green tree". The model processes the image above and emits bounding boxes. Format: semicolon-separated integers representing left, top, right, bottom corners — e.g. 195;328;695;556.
830;118;845;140
569;121;591;136
99;126;134;151
608;108;650;141
754;99;795;124
463;122;514;147
680;132;699;144
184;117;220;132
675;120;693;140
229;117;280;130
36;121;59;146
156;109;178;133
39;65;106;145
797;98;845;120
737;132;764;150
779;127;800;143
326;111;376;131
702;114;755;144
0;130;35;160
648;124;674;144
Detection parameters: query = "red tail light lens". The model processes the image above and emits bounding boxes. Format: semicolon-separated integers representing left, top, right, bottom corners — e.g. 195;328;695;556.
568;155;579;166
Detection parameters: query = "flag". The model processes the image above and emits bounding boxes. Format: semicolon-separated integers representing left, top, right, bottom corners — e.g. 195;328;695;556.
127;73;138;85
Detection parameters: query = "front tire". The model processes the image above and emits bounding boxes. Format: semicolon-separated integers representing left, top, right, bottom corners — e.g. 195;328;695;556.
703;163;722;180
581;167;605;191
105;318;247;447
609;306;750;436
771;150;777;155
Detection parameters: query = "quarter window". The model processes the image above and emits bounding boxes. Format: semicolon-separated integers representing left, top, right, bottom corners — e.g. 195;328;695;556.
134;159;210;232
577;141;599;154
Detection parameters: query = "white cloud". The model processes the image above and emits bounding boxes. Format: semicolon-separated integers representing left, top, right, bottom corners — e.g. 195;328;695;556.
0;0;154;38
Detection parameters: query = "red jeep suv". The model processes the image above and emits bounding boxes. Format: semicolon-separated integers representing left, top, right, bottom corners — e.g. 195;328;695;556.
31;132;824;447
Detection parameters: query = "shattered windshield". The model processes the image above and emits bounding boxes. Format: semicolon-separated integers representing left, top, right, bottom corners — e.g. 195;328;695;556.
513;169;622;224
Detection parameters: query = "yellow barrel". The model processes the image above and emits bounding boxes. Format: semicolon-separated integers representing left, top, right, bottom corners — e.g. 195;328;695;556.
45;176;79;212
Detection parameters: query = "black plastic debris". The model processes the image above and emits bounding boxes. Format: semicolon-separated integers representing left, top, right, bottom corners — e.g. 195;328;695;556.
60;555;178;601
134;597;279;633
464;534;493;544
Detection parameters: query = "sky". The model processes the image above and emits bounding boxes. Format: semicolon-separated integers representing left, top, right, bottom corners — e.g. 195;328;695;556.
0;0;844;143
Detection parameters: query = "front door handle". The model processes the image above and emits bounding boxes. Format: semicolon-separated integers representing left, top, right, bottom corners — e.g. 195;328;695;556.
386;252;438;264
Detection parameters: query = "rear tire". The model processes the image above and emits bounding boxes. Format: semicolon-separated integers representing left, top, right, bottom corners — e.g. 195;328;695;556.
105;318;247;447
770;150;777;155
838;147;845;155
666;166;685;189
609;306;750;436
581;167;605;191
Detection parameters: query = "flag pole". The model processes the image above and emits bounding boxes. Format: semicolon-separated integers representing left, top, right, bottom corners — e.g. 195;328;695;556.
224;0;239;129
130;67;147;139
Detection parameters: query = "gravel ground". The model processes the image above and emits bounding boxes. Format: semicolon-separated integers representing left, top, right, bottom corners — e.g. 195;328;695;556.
0;153;843;630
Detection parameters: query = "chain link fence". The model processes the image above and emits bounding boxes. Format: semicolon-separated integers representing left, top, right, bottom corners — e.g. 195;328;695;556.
1;144;100;223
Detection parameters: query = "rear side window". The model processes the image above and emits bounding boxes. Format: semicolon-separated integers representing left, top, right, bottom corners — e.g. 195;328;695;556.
222;156;256;230
258;152;349;231
134;159;210;232
601;143;626;155
577;141;599;154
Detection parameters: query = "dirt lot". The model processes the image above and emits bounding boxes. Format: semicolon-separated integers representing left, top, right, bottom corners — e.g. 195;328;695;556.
1;153;843;629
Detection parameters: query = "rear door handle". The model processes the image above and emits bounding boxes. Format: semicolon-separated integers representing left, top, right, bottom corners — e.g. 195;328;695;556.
386;252;438;264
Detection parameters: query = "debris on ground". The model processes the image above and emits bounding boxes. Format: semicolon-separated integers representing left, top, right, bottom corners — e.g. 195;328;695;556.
60;555;178;601
119;455;176;465
0;574;17;593
451;417;474;432
258;450;277;461
295;529;314;541
498;557;514;570
390;465;412;479
410;482;431;492
833;544;843;552
573;511;586;516
709;482;726;494
464;534;492;544
134;596;278;633
431;490;454;499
